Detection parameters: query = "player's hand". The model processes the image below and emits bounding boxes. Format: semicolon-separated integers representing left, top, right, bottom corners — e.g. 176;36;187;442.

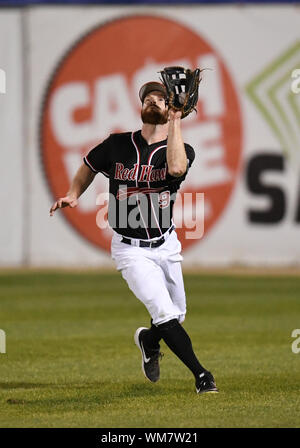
50;196;78;216
168;109;182;121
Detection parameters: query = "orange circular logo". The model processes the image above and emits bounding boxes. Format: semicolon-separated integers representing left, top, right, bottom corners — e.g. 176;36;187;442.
41;15;242;252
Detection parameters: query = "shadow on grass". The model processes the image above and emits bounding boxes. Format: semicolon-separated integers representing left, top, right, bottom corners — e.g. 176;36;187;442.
1;382;55;390
2;380;190;408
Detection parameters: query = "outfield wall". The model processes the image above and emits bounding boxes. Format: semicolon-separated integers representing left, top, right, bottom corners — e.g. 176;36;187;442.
0;5;299;267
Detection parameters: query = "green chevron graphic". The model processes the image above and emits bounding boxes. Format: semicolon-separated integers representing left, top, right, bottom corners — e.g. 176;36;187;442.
246;41;300;160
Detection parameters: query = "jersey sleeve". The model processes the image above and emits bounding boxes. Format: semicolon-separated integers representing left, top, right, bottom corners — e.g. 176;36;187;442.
83;135;112;177
185;143;195;169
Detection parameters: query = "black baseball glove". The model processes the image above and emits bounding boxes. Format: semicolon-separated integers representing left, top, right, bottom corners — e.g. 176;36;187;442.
159;66;202;119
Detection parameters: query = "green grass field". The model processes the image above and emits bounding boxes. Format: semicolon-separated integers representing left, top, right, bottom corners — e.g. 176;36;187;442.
0;269;299;428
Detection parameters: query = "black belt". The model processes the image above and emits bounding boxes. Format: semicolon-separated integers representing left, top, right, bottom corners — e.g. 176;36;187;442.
121;226;175;248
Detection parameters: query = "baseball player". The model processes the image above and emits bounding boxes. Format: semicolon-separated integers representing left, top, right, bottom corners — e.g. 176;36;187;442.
50;81;218;394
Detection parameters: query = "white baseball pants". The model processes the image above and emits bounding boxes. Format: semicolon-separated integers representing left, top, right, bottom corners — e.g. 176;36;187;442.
111;229;186;325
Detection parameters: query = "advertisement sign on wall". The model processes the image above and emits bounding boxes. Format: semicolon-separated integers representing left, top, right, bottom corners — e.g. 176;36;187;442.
1;5;299;266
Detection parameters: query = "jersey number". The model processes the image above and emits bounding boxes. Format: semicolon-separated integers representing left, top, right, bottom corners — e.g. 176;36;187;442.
159;191;170;209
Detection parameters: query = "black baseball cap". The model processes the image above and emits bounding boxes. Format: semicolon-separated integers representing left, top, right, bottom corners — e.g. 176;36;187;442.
139;81;167;103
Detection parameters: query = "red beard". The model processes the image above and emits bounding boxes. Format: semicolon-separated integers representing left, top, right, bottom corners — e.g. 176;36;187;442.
141;105;168;125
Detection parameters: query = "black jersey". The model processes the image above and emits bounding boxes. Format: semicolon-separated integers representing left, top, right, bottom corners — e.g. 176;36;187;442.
84;130;195;239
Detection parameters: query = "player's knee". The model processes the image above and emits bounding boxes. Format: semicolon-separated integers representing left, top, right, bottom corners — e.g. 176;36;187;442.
155;313;185;328
157;318;180;331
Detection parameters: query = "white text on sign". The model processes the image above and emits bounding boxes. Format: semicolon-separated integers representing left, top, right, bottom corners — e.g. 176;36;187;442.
291;69;300;94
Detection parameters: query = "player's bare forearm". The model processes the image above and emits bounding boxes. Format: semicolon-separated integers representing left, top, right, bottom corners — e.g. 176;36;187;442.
50;163;96;216
67;163;96;199
166;111;187;177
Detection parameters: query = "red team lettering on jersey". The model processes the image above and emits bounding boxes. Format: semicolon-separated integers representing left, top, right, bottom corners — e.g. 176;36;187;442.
114;163;167;183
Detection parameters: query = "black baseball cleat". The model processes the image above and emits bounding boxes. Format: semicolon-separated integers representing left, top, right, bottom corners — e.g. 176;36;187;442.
195;371;219;394
134;327;163;383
